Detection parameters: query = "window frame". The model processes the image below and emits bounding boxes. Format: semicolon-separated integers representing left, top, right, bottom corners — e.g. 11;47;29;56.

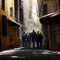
2;0;5;10
10;7;13;16
43;4;48;15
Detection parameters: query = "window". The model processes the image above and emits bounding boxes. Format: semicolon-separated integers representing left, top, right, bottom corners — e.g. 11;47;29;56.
20;6;24;23
43;4;48;15
57;0;60;10
14;0;18;22
19;0;24;23
10;7;13;16
2;0;5;10
2;15;7;36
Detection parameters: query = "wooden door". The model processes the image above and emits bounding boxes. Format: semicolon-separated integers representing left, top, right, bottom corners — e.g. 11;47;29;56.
49;23;60;50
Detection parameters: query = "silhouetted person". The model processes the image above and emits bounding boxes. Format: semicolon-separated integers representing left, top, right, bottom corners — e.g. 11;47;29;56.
36;31;43;48
22;32;28;48
31;30;36;48
24;33;28;48
22;32;26;47
27;33;31;48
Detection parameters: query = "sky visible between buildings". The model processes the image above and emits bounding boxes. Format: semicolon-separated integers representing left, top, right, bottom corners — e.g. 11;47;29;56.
22;0;42;33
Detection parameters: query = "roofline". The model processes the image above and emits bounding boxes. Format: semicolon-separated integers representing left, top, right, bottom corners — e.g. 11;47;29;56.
8;18;20;26
40;12;55;19
40;11;60;19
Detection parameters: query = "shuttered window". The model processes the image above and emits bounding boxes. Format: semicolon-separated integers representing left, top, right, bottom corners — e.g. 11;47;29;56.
43;4;48;15
10;7;13;16
2;0;5;10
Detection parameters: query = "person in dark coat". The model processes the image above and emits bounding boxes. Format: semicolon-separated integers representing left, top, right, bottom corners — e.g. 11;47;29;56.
31;30;36;48
24;33;28;48
22;32;26;47
36;31;43;48
22;32;28;48
27;33;31;48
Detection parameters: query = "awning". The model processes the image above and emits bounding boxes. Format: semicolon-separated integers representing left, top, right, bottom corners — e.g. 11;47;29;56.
8;18;20;26
40;12;60;24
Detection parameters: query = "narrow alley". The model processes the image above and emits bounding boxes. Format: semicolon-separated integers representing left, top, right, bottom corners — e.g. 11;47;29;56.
0;0;60;59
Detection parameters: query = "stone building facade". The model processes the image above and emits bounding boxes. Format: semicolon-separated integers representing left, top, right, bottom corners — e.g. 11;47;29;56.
0;0;22;51
38;0;60;50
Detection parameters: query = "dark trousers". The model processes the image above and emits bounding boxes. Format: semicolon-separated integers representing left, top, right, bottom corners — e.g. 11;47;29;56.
28;41;31;48
36;41;42;48
32;38;36;48
22;41;25;47
26;41;31;48
32;41;35;48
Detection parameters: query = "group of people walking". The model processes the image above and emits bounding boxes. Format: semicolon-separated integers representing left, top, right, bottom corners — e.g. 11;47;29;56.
22;30;43;48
